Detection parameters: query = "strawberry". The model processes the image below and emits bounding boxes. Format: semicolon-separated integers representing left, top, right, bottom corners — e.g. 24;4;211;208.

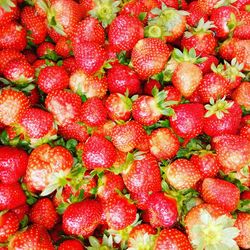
0;182;26;210
120;0;148;19
29;198;59;230
0;0;19;24
131;38;170;79
62;57;78;74
163;86;182;102
82;134;117;170
232;81;250;111
233;39;250;71
58;239;84;250
204;99;242;137
25;144;73;193
0;88;30;126
197;0;221;15
232;0;250;10
80;97;107;127
143;79;162;96
147;192;178;228
103;194;137;230
169;103;204;139
197;55;219;74
108;14;144;52
105;93;132;121
201;178;240;212
0;146;28;184
38;65;69;94
107;63;141;96
55;37;72;58
154;228;192;250
20;6;47;45
233;11;250;40
235;213;250;249
166;159;202;190
0;211;19;243
185;203;239;249
212;134;250;173
149;128;180;160
219;37;239;61
0;22;26;51
69;69;108;98
186;1;208;27
45;89;82;125
11;204;29;222
9;224;54;250
23;49;37;64
3;58;35;85
36;41;55;58
62;199;102;237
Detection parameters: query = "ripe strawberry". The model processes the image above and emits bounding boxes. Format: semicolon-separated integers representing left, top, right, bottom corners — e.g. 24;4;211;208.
120;0;148;19
235;213;250;249
204;99;242;137
219;37;239;61
62;57;78;74
0;0;19;24
69;69;107;98
62;199;102;237
234;39;250;71
29;198;59;230
212;134;250;173
3;59;35;85
45;89;82;125
0;211;19;243
190;153;220;179
154;228;192;250
36;41;55;58
143;79;162;96
55;37;72;58
11;204;29;222
104;194;137;230
186;1;208;27
232;81;250;111
163;86;182;102
169;103;204;139
73;40;108;75
111;121;145;152
0;88;30;126
166;159;202;190
197;55;219;74
82;134;117;170
197;0;220;15
58;239;84;250
149;128;180;160
147;192;178;228
0;22;26;51
23;49;37;64
0;146;28;184
232;0;250;10
25;144;73;193
108;14;144;52
9;224;54;249
233;11;250;39
0;182;26;210
20;6;47;45
185;203;239;250
80;97;107;127
107;63;141;96
131;38;170;79
201;178;240;212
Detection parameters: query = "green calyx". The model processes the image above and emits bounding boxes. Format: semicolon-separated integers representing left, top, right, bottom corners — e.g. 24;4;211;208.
87;235;118;250
89;0;121;28
172;48;207;64
223;58;245;82
214;0;237;8
0;0;15;11
205;97;234;119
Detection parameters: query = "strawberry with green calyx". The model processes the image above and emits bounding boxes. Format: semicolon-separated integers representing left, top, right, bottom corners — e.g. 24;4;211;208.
87;235;118;250
0;0;17;16
219;37;239;62
88;0;121;28
181;18;217;56
198;0;236;15
55;36;73;58
233;39;250;71
235;212;250;249
204;98;242;137
36;42;56;59
185;203;239;250
232;82;250;111
197;54;219;74
233;11;250;40
144;4;188;43
132;88;177;126
58;239;84;250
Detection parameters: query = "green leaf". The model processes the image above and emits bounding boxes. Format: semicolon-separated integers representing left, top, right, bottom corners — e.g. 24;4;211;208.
56;202;70;214
139;12;147;21
65;139;78;152
20;215;29;228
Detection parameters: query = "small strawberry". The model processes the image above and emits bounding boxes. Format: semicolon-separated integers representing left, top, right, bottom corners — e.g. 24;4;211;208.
36;41;55;58
233;39;250;71
232;81;250;111
219;37;239;61
55;37;72;58
62;57;78;74
11;204;29;222
143;79;162;96
186;1;208;27
58;239;84;250
163;86;182;102
235;213;250;249
197;55;219;74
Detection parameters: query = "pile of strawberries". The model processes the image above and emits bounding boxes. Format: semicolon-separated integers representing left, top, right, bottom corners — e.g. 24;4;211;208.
0;0;250;249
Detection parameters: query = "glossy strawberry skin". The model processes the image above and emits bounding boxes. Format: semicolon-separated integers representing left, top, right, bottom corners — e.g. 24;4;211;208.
58;239;84;250
232;81;250;111
201;178;240;212
55;37;72;58
197;55;219;74
186;1;208;26
0;0;19;24
235;213;250;249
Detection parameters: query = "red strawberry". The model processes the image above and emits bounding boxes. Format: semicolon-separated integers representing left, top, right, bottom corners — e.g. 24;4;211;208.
197;55;219;74
197;0;221;15
82;134;117;170
232;81;250;111
131;38;170;79
29;198;59;230
186;1;208;27
0;22;26;51
55;37;72;58
235;213;250;249
108;14;144;52
147;192;178;228
38;65;69;94
166;159;202;190
201;178;240;212
11;204;29;222
9;224;54;250
0;88;30;126
0;0;19;24
36;41;55;58
80;97;107;127
169;103;205;139
120;0;148;19
58;239;84;250
25;144;73;193
219;37;239;61
62;199;102;237
107;63;141;96
154;228;192;250
0;211;19;243
69;69;107;98
163;86;182;102
143;79;162;96
149;128;180;160
23;49;37;64
233;39;250;71
45;89;82;125
0;182;26;210
62;57;78;74
0;146;28;184
104;194;137;230
233;11;250;40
